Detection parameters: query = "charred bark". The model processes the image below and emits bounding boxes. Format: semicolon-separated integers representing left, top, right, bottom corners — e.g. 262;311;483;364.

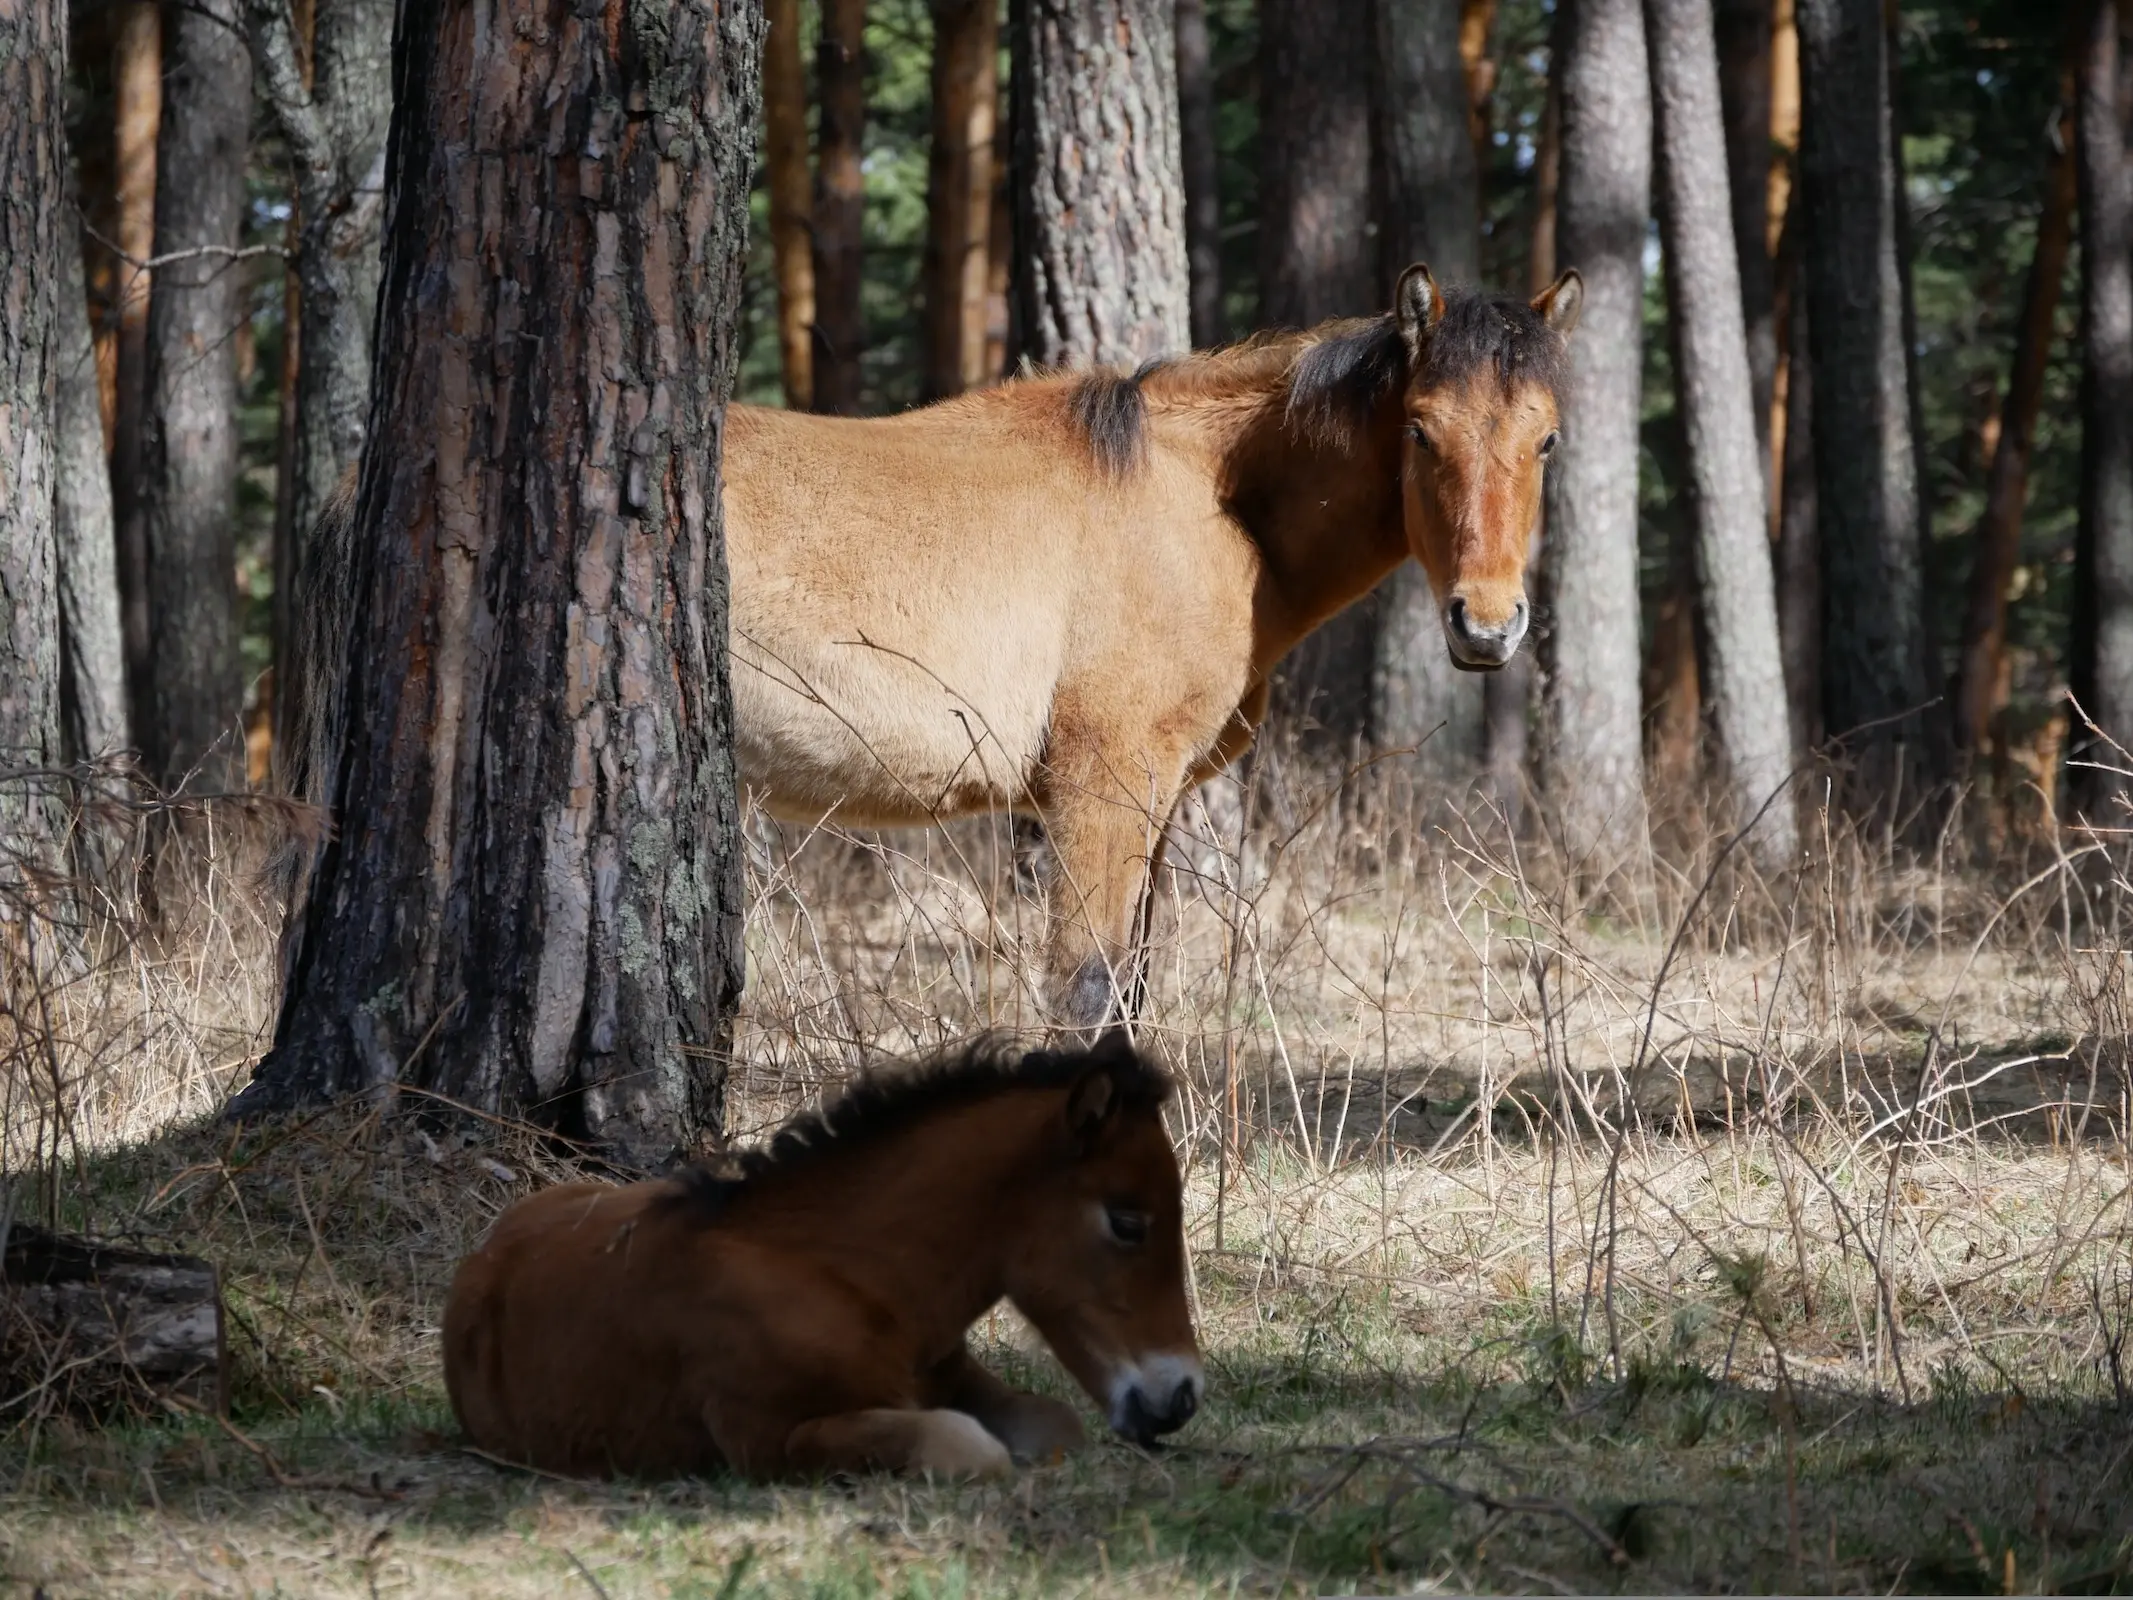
1371;0;1486;775
1176;0;1222;347
1649;0;1796;862
1774;237;1819;756
1714;0;1776;505
1796;0;1939;803
921;0;999;399
2072;0;2133;810
237;0;761;1167
765;0;815;407
813;0;867;413
1539;0;1651;863
1011;0;1189;369
136;0;251;790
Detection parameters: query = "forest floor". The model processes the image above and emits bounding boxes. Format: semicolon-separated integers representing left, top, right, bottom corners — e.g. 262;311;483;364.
4;770;2133;1595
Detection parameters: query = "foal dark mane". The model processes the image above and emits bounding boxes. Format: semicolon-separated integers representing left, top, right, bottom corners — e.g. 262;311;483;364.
1057;284;1570;472
664;1033;1170;1222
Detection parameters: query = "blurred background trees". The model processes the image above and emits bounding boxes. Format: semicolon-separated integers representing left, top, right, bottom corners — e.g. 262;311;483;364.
26;0;2133;842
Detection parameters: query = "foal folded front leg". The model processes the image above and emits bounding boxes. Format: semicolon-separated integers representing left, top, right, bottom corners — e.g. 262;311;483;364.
929;1344;1086;1465
783;1408;1013;1479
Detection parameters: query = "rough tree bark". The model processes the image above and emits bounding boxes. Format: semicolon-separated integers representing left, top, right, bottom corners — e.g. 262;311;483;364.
922;0;999;400
1371;0;1487;776
234;0;761;1167
1955;102;2075;755
107;1;158;745
2073;0;2133;807
765;0;814;408
136;0;251;790
1714;0;1777;506
55;196;131;764
1539;0;1651;864
1796;0;1939;799
1176;0;1222;347
251;0;393;777
1011;0;1188;367
813;0;867;413
1774;233;1819;756
1259;0;1377;740
1649;0;1797;863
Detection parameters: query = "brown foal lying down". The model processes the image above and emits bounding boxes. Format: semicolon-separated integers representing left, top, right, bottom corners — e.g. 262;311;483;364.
442;1035;1201;1479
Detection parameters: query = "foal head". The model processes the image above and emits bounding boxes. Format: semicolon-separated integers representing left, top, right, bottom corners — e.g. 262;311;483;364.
1004;1039;1202;1447
1392;265;1582;671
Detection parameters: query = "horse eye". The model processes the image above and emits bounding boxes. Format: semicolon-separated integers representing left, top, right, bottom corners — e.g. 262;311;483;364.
1105;1207;1149;1247
1406;421;1433;453
1539;429;1561;457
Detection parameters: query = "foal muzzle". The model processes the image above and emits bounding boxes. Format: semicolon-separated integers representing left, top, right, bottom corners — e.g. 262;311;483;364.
1109;1354;1204;1446
1444;595;1529;671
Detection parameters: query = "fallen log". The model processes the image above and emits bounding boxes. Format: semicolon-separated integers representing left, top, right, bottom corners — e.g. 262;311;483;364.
1;1223;227;1418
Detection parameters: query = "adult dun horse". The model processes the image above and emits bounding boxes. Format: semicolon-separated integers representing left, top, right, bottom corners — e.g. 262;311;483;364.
285;266;1581;1025
443;1035;1200;1478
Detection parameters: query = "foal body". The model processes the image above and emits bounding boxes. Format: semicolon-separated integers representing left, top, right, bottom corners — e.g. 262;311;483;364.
443;1040;1200;1479
724;269;1580;1022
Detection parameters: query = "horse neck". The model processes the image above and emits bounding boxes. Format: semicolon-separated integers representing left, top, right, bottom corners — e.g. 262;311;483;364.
1179;390;1409;668
734;1096;1053;1337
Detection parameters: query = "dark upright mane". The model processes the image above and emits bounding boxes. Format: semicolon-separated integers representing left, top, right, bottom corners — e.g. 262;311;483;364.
665;1033;1170;1222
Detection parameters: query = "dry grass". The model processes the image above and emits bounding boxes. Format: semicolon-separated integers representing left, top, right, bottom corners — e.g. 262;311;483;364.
3;747;2132;1595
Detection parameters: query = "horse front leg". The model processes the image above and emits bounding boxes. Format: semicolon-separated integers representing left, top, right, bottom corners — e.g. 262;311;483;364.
928;1344;1086;1464
781;1407;1014;1479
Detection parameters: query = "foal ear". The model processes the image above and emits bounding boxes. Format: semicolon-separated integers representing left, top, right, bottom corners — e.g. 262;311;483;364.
1531;269;1584;337
1394;263;1443;361
1064;1063;1119;1147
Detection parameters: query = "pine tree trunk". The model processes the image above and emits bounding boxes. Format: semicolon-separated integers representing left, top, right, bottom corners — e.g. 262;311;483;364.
1011;0;1188;368
1774;236;1819;756
922;0;998;400
1370;0;1486;776
1259;0;1377;742
108;1;159;749
1713;0;1776;509
1796;0;1937;801
55;194;131;765
813;0;867;413
1649;0;1796;862
1459;0;1497;169
1955;110;2075;755
2073;0;2133;807
0;0;68;896
765;0;815;408
137;0;250;790
236;0;761;1167
252;0;393;783
1539;0;1650;863
1175;0;1222;347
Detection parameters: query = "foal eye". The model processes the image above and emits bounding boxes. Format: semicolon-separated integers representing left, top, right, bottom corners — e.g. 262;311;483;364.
1406;421;1434;453
1539;429;1561;458
1104;1207;1149;1247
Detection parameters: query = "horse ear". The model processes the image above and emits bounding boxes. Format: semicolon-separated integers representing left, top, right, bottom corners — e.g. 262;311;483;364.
1064;1060;1119;1146
1532;269;1583;336
1395;263;1442;360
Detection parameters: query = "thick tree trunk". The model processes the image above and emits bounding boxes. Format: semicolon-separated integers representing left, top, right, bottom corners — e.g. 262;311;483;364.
252;0;393;783
1259;0;1376;741
1011;0;1188;367
0;0;68;852
1713;0;1776;510
813;0;867;413
1649;0;1796;862
55;198;131;765
2073;0;2133;808
1539;0;1650;864
1774;237;1819;756
236;0;760;1167
1176;0;1222;347
765;0;814;408
1370;0;1486;776
1459;0;1497;169
136;0;251;791
1796;0;1938;801
108;1;159;748
1955;114;2075;756
922;0;999;400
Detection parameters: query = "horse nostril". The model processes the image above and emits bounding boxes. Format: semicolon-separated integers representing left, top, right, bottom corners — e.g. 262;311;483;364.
1447;596;1470;640
1169;1383;1199;1427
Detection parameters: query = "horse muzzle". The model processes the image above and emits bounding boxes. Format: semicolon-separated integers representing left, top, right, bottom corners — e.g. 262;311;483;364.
1443;595;1528;672
1109;1354;1204;1446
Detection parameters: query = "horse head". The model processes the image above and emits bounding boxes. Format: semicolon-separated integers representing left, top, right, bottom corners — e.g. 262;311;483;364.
1003;1040;1202;1447
1393;263;1582;671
